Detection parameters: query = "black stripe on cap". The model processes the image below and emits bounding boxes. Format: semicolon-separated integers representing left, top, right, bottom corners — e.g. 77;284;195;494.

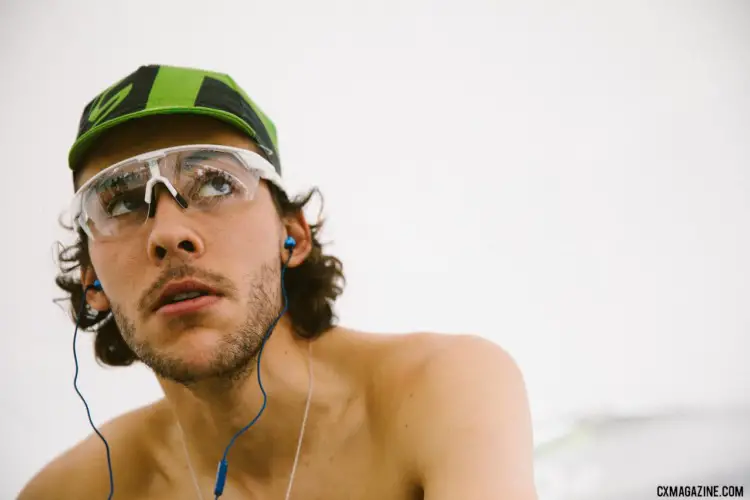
194;77;281;173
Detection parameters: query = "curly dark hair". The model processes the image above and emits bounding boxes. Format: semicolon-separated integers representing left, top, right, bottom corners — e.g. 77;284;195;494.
55;184;345;367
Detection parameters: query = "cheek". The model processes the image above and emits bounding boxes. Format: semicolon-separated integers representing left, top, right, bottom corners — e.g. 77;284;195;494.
88;242;143;301
209;206;280;261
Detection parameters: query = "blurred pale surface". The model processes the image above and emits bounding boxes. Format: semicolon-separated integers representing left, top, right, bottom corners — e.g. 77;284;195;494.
535;406;750;499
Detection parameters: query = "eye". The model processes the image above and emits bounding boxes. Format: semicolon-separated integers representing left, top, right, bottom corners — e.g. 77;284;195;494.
107;192;145;216
96;170;148;218
191;170;241;200
198;174;234;197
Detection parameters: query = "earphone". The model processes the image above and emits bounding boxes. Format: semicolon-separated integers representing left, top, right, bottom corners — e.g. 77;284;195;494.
213;234;295;498
73;278;113;499
73;235;297;500
284;235;296;250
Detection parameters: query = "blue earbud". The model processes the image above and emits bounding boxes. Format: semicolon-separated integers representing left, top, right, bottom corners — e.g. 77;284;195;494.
284;236;296;250
92;279;102;291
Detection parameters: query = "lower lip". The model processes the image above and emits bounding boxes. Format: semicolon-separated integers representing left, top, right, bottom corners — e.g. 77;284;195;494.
156;295;221;316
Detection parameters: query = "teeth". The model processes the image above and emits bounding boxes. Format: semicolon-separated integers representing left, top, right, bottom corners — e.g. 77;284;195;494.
170;291;203;303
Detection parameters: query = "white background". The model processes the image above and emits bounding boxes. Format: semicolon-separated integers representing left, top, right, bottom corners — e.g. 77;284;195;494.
1;0;748;497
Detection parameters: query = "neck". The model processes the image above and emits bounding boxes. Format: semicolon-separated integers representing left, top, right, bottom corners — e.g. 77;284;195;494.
160;318;318;484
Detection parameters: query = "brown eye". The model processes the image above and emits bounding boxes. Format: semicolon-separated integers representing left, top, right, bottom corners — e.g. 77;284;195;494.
189;169;242;202
107;191;146;216
199;175;233;197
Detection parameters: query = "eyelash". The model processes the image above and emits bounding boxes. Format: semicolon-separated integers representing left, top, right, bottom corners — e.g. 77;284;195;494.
189;169;239;196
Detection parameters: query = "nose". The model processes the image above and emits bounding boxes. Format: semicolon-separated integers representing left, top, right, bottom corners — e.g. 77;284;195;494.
146;187;205;264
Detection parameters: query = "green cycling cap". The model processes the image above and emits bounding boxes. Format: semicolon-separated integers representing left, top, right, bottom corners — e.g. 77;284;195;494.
68;64;281;174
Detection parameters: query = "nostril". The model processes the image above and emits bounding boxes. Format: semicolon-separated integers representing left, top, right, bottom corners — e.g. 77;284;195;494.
178;240;195;252
155;246;167;259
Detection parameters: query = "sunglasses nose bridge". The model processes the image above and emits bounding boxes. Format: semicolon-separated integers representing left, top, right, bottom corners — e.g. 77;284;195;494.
143;159;189;218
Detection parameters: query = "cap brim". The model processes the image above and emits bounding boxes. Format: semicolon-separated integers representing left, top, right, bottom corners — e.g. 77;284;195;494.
68;106;262;170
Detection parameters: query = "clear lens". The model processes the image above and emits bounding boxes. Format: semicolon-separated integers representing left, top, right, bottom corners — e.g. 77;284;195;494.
82;161;151;237
75;147;264;239
178;150;258;207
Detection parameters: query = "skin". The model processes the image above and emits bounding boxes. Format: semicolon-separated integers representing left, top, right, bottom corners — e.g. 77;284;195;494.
19;115;538;499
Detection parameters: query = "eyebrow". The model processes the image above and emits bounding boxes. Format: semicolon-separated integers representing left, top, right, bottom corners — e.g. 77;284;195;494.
98;170;147;190
181;150;224;163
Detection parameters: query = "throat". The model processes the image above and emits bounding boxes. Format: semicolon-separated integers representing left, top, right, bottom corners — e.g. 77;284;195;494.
170;342;316;492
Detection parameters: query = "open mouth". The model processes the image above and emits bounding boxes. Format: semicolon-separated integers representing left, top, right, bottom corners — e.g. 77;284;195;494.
163;290;210;304
154;281;222;313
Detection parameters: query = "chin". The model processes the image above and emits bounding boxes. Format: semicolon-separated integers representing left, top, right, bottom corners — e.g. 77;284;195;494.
136;327;261;385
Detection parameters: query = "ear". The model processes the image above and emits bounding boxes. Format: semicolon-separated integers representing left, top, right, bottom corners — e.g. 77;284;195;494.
282;211;313;268
80;267;110;312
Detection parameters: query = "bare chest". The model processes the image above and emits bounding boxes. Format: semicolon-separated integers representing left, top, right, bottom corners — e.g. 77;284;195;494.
138;432;419;500
142;473;418;500
138;461;419;500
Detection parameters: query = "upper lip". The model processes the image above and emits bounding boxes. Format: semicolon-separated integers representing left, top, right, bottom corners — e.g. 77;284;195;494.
153;280;221;311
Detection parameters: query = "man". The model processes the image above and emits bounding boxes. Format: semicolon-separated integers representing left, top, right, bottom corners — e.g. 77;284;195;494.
20;64;537;499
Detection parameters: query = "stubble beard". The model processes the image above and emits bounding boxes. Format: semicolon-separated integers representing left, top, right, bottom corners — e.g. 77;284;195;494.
112;261;283;386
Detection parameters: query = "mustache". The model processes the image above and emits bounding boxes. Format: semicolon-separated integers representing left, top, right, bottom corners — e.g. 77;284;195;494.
137;264;238;313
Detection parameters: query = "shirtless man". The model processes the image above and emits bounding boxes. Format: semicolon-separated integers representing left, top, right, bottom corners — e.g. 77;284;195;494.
19;65;537;500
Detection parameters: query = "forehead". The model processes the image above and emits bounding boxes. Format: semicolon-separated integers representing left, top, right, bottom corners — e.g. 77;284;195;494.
75;114;259;188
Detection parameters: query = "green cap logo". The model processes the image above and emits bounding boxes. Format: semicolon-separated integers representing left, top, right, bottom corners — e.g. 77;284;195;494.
88;83;134;126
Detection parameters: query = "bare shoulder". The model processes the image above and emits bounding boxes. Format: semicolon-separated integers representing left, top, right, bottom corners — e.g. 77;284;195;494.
347;330;520;389
383;331;529;416
343;330;534;495
375;330;530;430
17;400;172;500
339;329;525;433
